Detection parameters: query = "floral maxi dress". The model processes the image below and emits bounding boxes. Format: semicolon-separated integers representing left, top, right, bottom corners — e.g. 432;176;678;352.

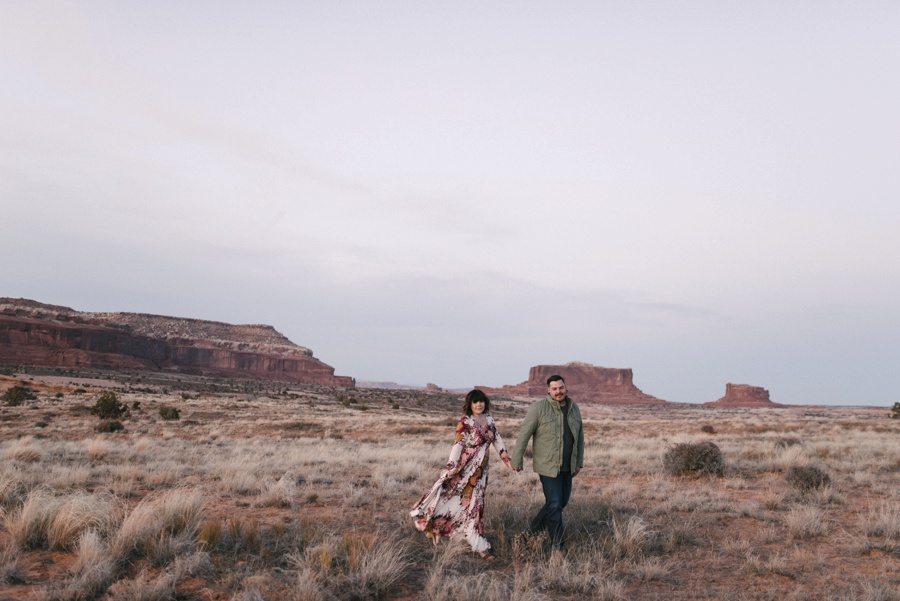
410;414;512;554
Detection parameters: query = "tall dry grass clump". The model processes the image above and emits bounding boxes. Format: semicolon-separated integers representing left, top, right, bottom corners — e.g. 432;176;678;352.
0;476;27;509
784;505;830;539
46;493;122;550
4;489;122;551
4;435;44;463
4;488;62;549
860;502;900;539
288;530;412;600
111;488;204;564
101;553;213;601
39;532;118;601
611;515;653;559
421;545;545;601
0;539;24;584
255;472;297;508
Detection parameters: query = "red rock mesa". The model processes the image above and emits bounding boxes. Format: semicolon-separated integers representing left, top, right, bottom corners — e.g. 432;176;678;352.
704;383;785;408
0;298;354;387
477;361;668;405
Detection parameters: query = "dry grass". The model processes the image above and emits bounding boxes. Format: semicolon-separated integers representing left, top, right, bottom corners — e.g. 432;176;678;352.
0;370;898;600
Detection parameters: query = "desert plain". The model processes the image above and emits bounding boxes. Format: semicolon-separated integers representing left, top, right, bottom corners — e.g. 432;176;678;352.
1;368;898;600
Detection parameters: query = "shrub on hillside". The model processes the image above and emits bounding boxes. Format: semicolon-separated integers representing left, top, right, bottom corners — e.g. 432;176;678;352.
89;392;127;420
2;386;37;407
786;465;831;492
159;406;180;421
700;424;715;434
891;402;900;419
663;441;725;477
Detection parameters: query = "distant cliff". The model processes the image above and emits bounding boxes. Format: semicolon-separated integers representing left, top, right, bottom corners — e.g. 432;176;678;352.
0;298;354;387
705;383;785;408
477;361;668;404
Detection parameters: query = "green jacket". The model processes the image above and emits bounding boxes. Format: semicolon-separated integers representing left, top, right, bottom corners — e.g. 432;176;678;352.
511;395;584;478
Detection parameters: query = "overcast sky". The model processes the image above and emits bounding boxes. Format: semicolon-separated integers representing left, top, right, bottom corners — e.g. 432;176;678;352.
3;2;899;405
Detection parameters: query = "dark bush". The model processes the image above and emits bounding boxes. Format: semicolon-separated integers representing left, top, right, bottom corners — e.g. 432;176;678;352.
90;392;127;419
786;465;831;492
700;424;715;434
2;385;37;406
159;405;180;421
96;420;125;433
663;441;725;477
891;402;900;419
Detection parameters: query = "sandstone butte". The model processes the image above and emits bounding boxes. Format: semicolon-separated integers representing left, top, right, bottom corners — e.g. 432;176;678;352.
0;298;354;387
476;361;669;405
704;383;787;408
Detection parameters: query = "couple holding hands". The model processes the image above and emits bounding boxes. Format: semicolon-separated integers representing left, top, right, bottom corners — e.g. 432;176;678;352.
410;375;584;560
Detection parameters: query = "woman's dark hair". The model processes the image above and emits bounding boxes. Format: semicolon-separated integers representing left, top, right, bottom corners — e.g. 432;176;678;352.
463;389;491;416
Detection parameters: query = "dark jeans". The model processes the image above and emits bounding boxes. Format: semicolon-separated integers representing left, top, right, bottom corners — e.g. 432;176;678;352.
527;471;573;549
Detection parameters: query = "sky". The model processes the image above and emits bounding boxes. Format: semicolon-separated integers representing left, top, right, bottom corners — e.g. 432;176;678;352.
2;2;899;405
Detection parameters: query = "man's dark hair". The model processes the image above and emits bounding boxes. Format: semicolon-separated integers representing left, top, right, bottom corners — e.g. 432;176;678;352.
463;389;491;416
547;374;565;386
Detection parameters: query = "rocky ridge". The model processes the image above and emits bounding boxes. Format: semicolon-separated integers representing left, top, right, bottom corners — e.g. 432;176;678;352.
0;298;353;387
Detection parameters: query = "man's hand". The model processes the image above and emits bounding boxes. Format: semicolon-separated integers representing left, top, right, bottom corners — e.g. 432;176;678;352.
574;466;581;476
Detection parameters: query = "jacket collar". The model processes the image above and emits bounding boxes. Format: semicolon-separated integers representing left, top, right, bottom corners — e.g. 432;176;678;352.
545;395;570;409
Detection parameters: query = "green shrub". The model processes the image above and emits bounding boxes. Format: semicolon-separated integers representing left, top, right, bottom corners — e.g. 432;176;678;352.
2;386;37;406
159;406;180;421
89;392;127;419
700;424;715;434
663;441;725;477
96;420;125;433
891;402;900;419
786;465;831;492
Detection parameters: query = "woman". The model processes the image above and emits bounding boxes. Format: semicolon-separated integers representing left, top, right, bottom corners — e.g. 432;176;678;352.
410;389;513;560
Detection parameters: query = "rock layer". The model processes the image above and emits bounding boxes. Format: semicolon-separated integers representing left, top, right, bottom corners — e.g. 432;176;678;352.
0;298;354;387
705;383;785;408
477;361;668;404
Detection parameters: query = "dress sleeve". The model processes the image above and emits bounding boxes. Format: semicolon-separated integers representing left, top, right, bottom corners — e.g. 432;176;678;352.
442;417;469;477
490;417;513;468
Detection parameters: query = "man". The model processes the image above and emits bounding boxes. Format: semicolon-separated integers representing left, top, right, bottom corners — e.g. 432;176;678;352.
511;374;584;551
